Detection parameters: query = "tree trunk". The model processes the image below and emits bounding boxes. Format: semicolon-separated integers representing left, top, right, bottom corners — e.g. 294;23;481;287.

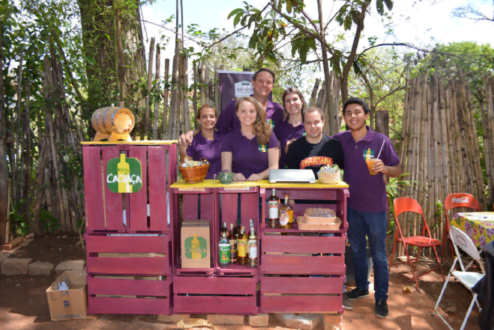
78;0;146;129
0;25;9;244
316;0;335;135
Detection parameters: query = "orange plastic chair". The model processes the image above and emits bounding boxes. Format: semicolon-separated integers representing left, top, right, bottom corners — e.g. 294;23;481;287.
441;193;480;263
388;197;445;289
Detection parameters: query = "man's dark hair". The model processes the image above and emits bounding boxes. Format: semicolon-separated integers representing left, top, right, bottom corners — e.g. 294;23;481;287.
343;97;369;115
252;68;275;83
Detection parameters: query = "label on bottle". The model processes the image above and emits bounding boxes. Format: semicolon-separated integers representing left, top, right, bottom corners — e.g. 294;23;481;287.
219;243;230;264
279;209;289;226
238;239;247;257
288;209;294;224
248;240;258;259
229;239;237;262
269;200;279;219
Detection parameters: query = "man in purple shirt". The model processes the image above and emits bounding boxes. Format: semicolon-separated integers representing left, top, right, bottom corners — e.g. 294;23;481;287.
178;68;284;145
333;97;402;319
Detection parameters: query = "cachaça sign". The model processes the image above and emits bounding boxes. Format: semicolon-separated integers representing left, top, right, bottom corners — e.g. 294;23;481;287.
106;153;142;193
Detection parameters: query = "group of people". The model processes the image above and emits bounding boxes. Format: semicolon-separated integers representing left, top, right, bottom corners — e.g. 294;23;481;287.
178;68;402;319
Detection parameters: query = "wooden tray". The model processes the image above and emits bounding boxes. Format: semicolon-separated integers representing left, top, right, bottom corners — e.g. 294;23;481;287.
304;208;336;224
296;216;341;231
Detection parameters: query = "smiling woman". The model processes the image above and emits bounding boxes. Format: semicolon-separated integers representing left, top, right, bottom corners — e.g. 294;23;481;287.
178;104;224;179
221;96;279;182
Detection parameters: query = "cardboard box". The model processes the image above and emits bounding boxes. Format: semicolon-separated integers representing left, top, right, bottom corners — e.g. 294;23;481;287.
46;270;87;321
181;220;210;268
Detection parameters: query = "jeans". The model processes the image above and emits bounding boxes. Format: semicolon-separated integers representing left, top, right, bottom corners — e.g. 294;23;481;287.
347;207;388;301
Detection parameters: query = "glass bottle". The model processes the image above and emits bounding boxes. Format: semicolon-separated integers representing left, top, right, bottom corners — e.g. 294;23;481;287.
219;232;230;265
279;193;293;229
248;226;258;267
221;222;228;237
237;226;248;265
229;223;237;264
268;189;279;228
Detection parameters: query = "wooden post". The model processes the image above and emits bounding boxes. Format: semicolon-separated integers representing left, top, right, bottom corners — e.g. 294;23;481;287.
374;111;389;137
152;43;161;140
162;59;170;140
193;61;198;129
309;79;321;107
144;37;155;140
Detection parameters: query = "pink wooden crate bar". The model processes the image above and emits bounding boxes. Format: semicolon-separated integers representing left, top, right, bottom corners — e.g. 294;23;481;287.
261;235;346;275
82;144;177;233
87;275;170;315
260;276;344;313
85;234;170;276
173;276;257;314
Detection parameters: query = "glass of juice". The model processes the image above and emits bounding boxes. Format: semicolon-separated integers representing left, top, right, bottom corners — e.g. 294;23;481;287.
366;158;378;175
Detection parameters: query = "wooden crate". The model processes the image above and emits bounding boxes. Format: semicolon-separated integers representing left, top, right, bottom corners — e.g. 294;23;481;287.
172;276;257;314
260;276;344;313
88;275;170;315
260;234;346;275
82;143;177;234
215;187;259;276
260;187;349;233
85;234;171;276
170;187;216;276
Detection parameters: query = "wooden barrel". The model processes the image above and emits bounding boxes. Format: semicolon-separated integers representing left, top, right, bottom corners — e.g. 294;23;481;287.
91;106;135;135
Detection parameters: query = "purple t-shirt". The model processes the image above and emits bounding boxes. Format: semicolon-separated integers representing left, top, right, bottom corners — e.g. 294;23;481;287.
215;98;284;134
186;132;224;179
333;127;400;212
274;118;305;169
221;129;280;178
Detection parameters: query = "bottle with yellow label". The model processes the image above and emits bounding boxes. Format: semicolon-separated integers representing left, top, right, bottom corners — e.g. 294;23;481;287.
191;234;201;259
237;226;248;265
279;194;293;229
117;153;132;192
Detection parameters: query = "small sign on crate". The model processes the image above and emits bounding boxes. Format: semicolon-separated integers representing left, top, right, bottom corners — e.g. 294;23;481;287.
106;153;142;193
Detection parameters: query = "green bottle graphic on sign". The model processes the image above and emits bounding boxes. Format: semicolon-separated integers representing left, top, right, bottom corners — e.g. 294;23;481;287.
184;234;207;259
106;153;142;193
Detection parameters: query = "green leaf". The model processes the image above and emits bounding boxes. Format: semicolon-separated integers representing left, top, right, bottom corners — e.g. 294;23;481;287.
344;15;352;30
234;13;242;27
376;0;384;15
83;55;96;66
286;0;292;13
384;0;393;11
228;8;244;19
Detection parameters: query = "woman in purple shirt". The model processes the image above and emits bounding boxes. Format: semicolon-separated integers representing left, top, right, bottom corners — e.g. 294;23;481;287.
179;104;223;179
274;87;306;168
221;96;279;182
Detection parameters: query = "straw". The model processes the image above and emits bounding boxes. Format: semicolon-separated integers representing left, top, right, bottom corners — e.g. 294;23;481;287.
376;140;385;159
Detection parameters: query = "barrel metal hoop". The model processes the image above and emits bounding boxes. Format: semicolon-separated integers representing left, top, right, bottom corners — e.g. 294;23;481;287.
102;106;113;133
111;109;117;133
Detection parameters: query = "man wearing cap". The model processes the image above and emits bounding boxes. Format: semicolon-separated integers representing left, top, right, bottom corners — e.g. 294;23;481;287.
333;97;402;319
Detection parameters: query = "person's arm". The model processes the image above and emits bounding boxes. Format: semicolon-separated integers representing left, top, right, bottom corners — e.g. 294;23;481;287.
179;143;192;162
372;161;402;178
178;129;200;146
221;151;245;181
247;147;279;181
285;141;299;169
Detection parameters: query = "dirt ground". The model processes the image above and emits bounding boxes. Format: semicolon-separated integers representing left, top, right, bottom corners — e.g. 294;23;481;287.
0;235;484;330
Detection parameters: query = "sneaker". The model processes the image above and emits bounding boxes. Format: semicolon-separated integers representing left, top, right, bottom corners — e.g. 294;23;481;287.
375;299;388;318
342;293;354;311
346;287;369;300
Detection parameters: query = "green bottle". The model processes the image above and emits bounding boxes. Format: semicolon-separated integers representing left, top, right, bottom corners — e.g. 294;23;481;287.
219;232;230;265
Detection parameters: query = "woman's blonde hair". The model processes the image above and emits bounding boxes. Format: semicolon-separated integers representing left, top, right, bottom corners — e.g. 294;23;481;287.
235;96;272;145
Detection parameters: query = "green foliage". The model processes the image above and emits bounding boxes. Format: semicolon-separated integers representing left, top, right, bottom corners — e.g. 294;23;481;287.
9;201;29;237
39;209;60;233
386;173;415;234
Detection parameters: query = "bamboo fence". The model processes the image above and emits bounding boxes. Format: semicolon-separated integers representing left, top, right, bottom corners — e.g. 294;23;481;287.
398;73;488;257
483;76;494;208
